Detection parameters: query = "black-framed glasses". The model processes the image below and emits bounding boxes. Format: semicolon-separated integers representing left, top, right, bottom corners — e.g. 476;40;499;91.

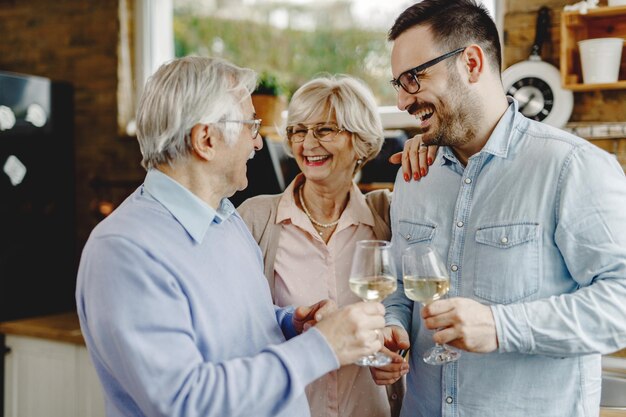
390;47;466;94
218;119;262;139
286;123;345;143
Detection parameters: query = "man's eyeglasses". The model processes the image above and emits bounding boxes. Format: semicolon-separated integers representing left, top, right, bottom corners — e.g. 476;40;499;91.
286;123;345;143
218;119;262;139
390;47;466;94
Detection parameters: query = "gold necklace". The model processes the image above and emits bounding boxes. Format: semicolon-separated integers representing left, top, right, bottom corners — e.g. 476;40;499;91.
298;185;340;230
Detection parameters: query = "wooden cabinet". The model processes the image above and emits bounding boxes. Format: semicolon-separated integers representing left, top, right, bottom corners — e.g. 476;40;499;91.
560;5;626;91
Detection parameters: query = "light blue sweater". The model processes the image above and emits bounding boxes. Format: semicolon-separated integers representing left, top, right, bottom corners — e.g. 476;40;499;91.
76;169;338;417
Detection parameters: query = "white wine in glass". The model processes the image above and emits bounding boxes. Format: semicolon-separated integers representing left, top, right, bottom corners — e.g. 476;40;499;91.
402;245;460;365
348;240;397;367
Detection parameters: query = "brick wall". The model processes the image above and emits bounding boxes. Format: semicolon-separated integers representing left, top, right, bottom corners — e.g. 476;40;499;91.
0;0;144;264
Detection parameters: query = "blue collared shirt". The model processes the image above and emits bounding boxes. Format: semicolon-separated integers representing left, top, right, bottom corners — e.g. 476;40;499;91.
76;169;338;417
385;99;626;417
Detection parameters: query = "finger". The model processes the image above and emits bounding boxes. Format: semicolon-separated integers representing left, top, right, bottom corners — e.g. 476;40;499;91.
380;346;407;364
370;361;409;385
354;300;386;316
314;299;337;321
294;305;312;321
427;144;438;166
391;327;411;350
402;139;413;182
421;299;454;318
409;137;422;181
388;151;402;165
418;146;428;179
353;329;378;352
432;326;459;346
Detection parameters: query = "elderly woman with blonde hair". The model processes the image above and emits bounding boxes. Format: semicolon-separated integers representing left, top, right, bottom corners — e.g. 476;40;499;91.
238;75;433;417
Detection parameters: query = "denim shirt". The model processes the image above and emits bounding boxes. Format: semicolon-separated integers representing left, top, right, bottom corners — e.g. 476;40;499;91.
384;99;626;417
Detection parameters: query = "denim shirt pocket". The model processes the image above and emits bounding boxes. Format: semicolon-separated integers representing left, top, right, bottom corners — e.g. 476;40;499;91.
473;223;541;304
397;220;436;244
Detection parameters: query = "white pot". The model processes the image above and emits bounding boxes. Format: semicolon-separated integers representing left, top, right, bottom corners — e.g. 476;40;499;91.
578;38;624;83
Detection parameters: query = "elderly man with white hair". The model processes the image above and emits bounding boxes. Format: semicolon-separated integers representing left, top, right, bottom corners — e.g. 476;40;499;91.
76;56;387;417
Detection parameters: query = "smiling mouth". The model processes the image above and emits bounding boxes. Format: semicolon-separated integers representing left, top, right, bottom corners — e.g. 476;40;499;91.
413;104;435;122
305;155;330;163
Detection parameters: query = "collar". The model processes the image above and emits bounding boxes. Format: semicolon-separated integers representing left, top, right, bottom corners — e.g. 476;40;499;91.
441;97;518;165
276;173;375;228
143;169;235;244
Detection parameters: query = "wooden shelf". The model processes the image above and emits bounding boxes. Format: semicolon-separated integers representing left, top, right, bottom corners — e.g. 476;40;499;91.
563;80;626;91
560;5;626;90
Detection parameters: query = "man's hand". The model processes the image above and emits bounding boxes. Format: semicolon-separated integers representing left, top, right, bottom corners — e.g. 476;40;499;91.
388;134;438;182
422;297;498;353
315;301;386;366
370;325;410;385
293;299;337;334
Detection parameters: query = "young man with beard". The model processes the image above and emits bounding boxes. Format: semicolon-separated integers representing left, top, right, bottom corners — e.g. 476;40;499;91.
371;1;626;416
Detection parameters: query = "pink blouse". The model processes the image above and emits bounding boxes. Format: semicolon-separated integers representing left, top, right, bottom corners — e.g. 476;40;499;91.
273;176;390;417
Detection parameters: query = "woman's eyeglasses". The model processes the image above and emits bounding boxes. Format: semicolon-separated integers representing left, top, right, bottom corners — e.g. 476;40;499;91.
286;123;344;143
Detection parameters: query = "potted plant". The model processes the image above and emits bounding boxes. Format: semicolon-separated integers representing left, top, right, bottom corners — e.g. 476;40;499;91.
251;71;287;135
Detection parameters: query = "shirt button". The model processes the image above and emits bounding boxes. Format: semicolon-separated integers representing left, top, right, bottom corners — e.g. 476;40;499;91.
501;237;508;244
456;221;464;228
446;396;453;404
464;178;472;184
406;234;411;240
451;265;458;272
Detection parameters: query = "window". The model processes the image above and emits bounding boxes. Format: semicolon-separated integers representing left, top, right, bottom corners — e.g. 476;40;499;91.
129;0;502;130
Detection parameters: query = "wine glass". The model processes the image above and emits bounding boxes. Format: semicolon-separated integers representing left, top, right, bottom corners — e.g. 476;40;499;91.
402;245;460;365
348;240;398;367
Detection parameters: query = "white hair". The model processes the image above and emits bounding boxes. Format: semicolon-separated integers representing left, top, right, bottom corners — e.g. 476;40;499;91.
136;56;257;170
285;75;384;169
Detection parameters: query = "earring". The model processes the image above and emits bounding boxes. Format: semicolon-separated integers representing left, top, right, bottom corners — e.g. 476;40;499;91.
356;158;363;166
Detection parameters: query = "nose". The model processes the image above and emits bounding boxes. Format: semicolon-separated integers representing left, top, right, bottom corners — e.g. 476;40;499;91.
302;130;318;149
253;134;263;151
396;88;415;112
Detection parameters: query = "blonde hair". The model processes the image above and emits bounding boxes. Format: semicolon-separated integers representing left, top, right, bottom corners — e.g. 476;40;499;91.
136;56;257;170
285;75;384;170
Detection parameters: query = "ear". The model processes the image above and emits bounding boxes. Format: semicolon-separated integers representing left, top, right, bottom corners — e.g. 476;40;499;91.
462;44;485;84
190;123;217;161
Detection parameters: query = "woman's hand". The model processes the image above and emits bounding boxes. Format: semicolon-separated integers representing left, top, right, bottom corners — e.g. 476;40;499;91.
293;299;337;334
388;134;438;182
369;325;410;385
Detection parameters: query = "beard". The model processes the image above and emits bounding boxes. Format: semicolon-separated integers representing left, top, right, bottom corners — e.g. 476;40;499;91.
423;70;482;148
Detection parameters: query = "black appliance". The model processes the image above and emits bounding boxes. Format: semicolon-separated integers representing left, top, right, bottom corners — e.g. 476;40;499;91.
0;71;76;413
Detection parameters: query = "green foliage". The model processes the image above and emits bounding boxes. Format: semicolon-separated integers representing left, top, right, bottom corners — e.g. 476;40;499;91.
173;14;394;104
254;71;285;96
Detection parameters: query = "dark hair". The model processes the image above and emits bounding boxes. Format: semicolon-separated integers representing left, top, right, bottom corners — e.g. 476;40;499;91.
388;0;502;73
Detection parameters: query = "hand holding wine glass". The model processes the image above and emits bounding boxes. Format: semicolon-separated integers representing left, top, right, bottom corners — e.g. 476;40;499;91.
402;245;460;365
348;240;398;367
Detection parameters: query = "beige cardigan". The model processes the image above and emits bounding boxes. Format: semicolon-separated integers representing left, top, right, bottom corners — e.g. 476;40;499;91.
238;187;392;297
